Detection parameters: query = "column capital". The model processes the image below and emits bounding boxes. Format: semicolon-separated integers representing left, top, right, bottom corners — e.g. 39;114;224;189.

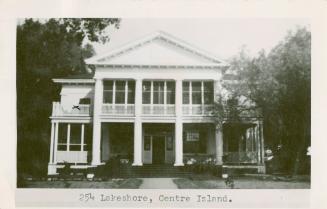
94;77;103;82
134;77;143;81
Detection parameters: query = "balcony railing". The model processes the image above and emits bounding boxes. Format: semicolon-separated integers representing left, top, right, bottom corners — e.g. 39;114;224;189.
142;104;175;116
52;102;215;117
52;102;91;116
223;151;258;164
102;104;135;116
182;104;214;116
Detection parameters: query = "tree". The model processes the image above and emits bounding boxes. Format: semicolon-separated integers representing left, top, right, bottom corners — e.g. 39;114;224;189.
16;18;120;177
218;27;311;175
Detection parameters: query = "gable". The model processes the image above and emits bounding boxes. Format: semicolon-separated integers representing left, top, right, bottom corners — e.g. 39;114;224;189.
86;31;228;67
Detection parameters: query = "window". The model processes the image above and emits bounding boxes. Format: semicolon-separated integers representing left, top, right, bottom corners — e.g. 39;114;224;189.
103;80;135;104
183;82;189;104
79;98;91;104
183;81;214;105
204;82;213;104
166;136;173;151
143;81;176;105
144;136;151;151
56;123;87;152
153;81;164;104
115;81;125;104
142;81;151;104
103;80;113;103
185;131;200;142
70;124;81;151
127;81;135;104
58;124;68;151
166;82;175;104
183;130;206;153
192;82;202;104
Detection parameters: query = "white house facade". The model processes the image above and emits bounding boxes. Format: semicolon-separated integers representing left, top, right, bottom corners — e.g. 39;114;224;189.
47;31;266;175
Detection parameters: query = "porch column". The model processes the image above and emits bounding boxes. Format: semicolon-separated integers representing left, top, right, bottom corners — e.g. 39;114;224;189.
213;79;222;102
92;78;103;165
53;122;59;163
133;78;143;166
49;121;55;164
215;125;223;165
48;122;58;175
174;79;184;166
260;121;265;164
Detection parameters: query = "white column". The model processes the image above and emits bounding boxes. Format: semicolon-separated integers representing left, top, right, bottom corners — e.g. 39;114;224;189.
67;123;71;151
174;79;184;166
124;81;128;114
81;124;85;151
215;125;223;165
150;81;154;115
256;123;261;164
133;78;143;166
48;122;58;175
201;81;204;115
260;121;265;164
53;122;59;163
189;81;192;115
164;81;167;115
92;78;103;165
49;122;55;163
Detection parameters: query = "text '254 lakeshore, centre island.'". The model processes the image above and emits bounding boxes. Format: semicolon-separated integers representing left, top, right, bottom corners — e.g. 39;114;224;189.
98;193;231;203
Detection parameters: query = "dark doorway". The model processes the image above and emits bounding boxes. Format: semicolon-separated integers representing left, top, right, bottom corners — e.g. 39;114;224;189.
152;136;165;164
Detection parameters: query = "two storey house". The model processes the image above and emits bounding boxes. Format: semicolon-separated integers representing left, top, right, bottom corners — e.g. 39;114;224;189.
47;31;266;175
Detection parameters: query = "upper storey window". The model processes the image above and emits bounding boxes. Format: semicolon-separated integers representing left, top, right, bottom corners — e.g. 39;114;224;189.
142;81;175;105
183;81;214;105
103;80;135;104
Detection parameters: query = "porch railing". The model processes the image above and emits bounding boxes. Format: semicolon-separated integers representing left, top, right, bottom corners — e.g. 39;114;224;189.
52;102;91;116
102;104;135;116
223;151;258;164
142;104;175;116
182;104;214;116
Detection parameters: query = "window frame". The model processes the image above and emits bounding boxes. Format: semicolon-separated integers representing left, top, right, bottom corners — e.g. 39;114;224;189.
57;123;87;152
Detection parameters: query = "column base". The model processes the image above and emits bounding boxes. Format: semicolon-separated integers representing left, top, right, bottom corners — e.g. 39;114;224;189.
174;163;184;166
132;163;143;166
258;165;266;174
47;164;58;175
91;161;105;166
215;156;223;165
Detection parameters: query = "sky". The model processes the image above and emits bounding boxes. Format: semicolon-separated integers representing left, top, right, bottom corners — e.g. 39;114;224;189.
91;18;310;60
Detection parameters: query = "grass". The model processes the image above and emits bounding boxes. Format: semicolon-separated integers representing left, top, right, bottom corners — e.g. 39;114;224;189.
23;178;143;189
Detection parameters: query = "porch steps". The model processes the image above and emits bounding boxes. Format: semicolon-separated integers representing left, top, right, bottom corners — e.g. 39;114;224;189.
116;164;193;178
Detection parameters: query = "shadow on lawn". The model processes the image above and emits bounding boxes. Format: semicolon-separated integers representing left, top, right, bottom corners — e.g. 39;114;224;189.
23;178;143;189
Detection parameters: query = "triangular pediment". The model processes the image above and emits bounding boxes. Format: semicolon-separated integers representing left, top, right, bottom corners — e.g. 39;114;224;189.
86;31;228;66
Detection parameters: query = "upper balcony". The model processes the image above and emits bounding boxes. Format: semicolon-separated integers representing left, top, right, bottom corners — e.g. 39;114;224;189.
51;102;214;117
52;102;91;117
52;80;215;118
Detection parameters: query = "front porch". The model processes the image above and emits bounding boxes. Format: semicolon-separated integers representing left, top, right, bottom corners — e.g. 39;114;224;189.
48;120;265;175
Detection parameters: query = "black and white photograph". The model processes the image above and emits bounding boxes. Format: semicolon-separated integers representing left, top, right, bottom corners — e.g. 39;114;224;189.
16;18;311;191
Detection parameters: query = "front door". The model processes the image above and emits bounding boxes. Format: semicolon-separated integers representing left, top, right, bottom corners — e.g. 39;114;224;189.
152;136;165;164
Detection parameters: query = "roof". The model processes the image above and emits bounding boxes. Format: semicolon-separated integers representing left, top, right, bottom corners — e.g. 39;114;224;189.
52;73;95;84
85;31;229;67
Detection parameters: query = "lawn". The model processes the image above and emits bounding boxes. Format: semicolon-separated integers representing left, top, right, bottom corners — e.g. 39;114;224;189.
23;178;143;189
173;176;310;189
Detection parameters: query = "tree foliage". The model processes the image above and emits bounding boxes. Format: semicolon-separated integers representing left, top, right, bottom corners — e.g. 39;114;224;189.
17;18;120;176
219;27;311;174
